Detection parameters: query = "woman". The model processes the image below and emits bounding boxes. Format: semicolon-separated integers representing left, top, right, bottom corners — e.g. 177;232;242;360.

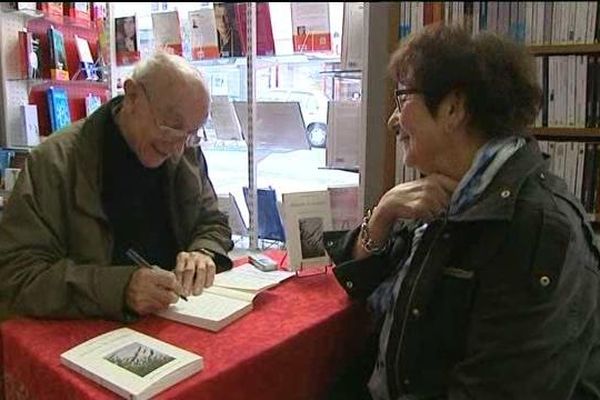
328;24;600;399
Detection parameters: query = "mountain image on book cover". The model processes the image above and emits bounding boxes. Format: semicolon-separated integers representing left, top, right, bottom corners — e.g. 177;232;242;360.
46;87;71;132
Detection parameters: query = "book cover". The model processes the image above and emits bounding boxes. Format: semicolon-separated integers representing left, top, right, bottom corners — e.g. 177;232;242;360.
243;186;286;242
47;27;69;80
60;328;203;400
291;2;332;53
74;35;98;80
213;3;244;57
19;104;40;147
38;2;63;19
68;2;91;21
234;3;275;56
46;87;71;132
18;30;41;79
189;8;219;60
115;16;141;66
328;185;360;231
340;2;364;69
281;190;333;271
217;192;248;236
151;11;183;56
210;96;243;141
91;2;107;21
326;101;360;170
85;93;102;116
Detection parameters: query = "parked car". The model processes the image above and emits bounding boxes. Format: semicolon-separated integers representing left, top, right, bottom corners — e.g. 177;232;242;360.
258;88;329;148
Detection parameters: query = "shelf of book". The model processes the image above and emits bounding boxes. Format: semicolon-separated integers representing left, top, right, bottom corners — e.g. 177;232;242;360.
527;44;600;56
529;127;600;139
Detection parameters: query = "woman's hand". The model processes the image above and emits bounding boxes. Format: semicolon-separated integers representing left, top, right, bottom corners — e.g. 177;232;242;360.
375;174;459;224
353;174;458;260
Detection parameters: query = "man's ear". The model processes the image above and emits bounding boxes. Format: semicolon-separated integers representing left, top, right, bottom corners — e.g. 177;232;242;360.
122;78;137;96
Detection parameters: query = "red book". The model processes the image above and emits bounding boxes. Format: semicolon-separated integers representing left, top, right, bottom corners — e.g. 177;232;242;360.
64;2;91;21
234;3;275;56
38;2;63;19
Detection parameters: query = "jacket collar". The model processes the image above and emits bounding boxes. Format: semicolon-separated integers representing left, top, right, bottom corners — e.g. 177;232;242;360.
447;138;545;222
73;97;114;221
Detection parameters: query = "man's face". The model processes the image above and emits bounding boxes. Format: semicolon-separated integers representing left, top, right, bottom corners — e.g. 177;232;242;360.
130;82;207;168
214;5;229;32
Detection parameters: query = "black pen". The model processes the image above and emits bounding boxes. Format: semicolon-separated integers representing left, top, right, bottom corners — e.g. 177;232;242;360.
125;248;188;302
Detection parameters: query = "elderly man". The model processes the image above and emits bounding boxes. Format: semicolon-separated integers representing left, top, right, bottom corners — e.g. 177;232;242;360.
0;52;233;322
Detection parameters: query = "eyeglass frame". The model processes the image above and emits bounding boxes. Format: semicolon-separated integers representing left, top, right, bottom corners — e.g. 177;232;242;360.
394;88;423;111
137;80;202;148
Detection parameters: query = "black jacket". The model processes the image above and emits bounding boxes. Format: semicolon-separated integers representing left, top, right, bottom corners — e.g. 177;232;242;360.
328;141;600;399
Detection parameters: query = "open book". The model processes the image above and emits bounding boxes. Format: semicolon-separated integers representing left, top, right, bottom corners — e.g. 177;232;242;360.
60;328;202;400
157;264;294;332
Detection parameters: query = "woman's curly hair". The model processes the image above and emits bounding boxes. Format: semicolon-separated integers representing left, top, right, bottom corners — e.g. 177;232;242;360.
388;23;542;138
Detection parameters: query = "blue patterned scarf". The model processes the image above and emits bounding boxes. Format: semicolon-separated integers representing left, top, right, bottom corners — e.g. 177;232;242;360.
448;135;525;216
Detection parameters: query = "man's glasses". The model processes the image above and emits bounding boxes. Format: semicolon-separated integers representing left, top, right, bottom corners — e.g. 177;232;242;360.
138;81;202;148
394;88;422;111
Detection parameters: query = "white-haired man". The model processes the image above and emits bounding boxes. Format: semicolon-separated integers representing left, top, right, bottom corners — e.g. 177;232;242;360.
0;52;233;321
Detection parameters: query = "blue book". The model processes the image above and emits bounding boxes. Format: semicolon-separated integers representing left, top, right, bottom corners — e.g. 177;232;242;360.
243;186;286;242
46;87;71;132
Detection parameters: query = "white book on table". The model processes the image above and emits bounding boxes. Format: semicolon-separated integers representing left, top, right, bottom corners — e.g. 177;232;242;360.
157;264;294;331
60;328;202;400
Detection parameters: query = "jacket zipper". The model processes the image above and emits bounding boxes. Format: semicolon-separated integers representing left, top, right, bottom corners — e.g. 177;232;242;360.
393;217;447;395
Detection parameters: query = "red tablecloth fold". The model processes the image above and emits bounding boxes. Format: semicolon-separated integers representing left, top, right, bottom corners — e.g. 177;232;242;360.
1;250;369;400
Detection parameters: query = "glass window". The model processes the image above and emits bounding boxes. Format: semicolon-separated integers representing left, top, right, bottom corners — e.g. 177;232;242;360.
110;2;360;250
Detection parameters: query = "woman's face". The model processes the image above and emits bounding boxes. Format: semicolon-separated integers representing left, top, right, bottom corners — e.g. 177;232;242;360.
392;90;447;175
123;18;135;38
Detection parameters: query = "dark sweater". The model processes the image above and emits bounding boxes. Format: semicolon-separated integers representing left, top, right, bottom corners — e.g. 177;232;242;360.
101;112;178;270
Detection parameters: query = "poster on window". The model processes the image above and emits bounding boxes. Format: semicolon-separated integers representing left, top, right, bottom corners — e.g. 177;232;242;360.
234;3;275;56
151;11;183;56
290;3;331;53
115;16;141;66
189;9;219;60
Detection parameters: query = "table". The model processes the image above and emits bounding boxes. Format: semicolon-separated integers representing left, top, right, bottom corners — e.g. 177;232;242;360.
0;250;369;400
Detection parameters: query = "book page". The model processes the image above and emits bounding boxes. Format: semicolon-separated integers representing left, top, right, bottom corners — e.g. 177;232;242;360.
214;263;294;293
60;328;202;399
164;289;253;321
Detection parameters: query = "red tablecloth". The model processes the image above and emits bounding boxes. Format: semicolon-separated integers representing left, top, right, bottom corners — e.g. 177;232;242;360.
1;251;369;400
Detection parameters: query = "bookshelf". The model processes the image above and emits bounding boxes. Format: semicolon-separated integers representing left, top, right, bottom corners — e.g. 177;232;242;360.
528;43;600;55
0;3;110;147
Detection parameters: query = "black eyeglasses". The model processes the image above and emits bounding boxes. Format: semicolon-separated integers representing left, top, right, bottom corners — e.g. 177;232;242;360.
394;88;422;111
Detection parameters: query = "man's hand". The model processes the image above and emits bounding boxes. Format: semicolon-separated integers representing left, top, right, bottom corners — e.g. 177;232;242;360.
126;268;181;315
174;251;216;296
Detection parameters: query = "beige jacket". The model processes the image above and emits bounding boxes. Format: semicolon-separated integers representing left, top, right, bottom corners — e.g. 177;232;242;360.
0;99;233;321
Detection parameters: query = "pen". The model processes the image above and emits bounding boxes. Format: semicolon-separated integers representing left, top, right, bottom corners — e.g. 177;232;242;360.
125;248;188;302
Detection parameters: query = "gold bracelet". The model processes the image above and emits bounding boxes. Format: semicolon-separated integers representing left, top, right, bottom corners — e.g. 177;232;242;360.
359;208;389;255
